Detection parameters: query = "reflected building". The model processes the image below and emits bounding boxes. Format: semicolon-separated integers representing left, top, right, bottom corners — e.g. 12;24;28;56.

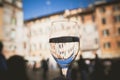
0;0;25;58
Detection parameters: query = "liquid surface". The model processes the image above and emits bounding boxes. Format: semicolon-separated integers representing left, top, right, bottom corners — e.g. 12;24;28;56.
49;36;79;68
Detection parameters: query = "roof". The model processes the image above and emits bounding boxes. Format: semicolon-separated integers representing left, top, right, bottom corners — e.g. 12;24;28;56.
24;7;81;23
24;10;65;23
24;0;120;23
95;0;120;7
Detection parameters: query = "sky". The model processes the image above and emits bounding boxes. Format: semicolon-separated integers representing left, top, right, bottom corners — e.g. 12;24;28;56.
23;0;104;21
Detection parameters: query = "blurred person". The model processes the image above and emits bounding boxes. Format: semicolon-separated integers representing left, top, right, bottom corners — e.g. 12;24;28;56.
41;58;49;80
33;61;37;71
88;60;95;80
0;41;8;80
77;55;88;80
91;53;105;80
7;55;29;80
108;59;120;80
88;60;94;74
71;61;79;80
103;59;112;80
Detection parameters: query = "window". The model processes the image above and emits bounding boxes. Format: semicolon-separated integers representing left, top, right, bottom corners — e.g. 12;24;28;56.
100;7;105;13
10;45;16;51
104;42;111;48
23;42;26;49
102;18;106;24
11;10;17;25
114;15;120;22
11;16;17;25
117;41;120;48
10;29;15;41
113;5;120;11
95;38;98;44
118;27;120;34
103;29;109;36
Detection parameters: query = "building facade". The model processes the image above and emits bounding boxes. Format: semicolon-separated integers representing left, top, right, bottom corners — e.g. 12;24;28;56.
24;8;100;61
95;1;120;58
24;1;120;61
0;0;25;58
24;12;66;62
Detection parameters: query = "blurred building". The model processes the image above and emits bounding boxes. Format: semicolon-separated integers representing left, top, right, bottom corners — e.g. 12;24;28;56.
95;1;120;58
67;8;100;59
0;0;25;58
24;0;120;61
24;11;66;62
24;7;98;61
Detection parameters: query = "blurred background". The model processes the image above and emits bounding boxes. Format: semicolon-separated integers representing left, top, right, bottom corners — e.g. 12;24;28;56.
0;0;120;80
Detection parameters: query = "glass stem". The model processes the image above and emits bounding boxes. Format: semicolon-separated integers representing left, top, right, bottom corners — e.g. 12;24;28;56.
61;68;68;78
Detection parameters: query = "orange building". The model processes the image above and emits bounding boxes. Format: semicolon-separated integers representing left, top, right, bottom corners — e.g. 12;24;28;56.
0;4;3;40
95;1;120;58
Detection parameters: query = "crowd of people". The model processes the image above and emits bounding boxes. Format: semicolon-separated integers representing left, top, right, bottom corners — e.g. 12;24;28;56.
0;41;29;80
1;40;120;80
70;54;120;80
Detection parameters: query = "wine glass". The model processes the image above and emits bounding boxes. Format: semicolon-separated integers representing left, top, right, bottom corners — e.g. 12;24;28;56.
49;20;80;79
